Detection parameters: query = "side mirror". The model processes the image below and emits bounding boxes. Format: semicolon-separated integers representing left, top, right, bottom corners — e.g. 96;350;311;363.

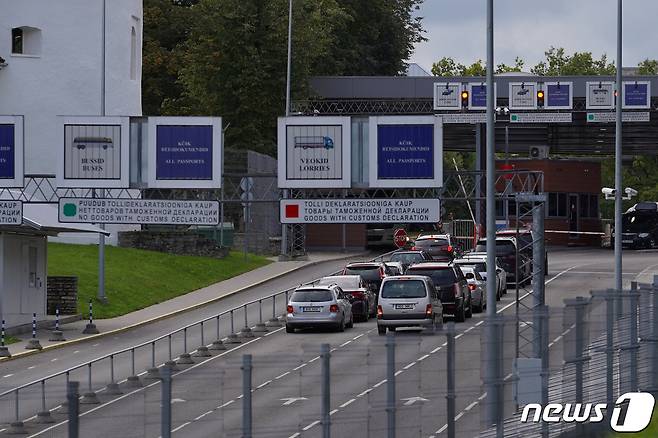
465;272;474;280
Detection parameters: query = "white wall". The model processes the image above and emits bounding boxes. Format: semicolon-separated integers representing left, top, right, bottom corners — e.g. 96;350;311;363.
0;234;47;328
0;0;143;175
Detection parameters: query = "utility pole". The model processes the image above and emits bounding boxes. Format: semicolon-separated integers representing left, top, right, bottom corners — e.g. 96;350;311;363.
614;0;623;295
97;0;107;303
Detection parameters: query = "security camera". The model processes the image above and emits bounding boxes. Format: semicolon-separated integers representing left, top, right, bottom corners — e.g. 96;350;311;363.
602;187;616;196
625;187;638;198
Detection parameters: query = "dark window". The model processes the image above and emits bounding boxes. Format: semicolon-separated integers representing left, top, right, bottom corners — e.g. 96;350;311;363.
406;268;457;287
580;194;589;218
557;193;567;217
589;195;599;218
290;290;333;302
495;200;505;219
475;240;516;256
381;280;427;298
344;266;382;282
12;28;23;54
548;193;558;217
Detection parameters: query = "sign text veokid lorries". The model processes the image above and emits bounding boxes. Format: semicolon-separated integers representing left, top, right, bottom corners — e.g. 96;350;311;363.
280;199;441;224
58;198;220;225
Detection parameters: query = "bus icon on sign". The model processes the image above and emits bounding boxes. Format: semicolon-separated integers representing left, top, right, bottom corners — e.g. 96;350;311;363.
517;88;530;95
442;89;454;96
294;136;334;150
73;137;114;150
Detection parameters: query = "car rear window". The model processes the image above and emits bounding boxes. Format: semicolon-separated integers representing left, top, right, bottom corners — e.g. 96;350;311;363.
414;238;449;249
390;253;423;264
381;280;427;298
406;268;457;286
291;290;333;302
455;261;486;273
475;240;516;256
344;266;382;282
317;277;359;289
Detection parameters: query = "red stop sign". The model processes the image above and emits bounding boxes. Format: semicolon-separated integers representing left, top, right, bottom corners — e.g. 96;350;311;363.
501;163;515;181
393;228;408;248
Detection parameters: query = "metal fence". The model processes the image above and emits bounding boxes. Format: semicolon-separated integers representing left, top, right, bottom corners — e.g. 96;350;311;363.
0;251;395;434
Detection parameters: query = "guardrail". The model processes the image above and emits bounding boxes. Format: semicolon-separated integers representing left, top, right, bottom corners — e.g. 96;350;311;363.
0;250;397;432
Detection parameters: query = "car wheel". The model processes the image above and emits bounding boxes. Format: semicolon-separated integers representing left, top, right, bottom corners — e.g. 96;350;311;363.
377;325;386;335
465;297;473;318
456;302;466;322
346;314;354;329
431;313;443;334
286;324;294;334
338;316;345;332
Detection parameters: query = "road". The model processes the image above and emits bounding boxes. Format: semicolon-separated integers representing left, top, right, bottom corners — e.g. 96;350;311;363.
3;248;658;437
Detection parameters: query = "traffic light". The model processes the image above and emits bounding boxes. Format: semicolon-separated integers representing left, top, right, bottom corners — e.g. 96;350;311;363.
537;89;545;108
461;90;469;108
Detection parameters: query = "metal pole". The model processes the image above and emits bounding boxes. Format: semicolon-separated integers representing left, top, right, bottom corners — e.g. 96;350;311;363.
242;354;253;438
606;291;615;409
532;204;546;357
161;366;172;438
386;333;396;438
321;343;331;438
614;0;623;296
67;381;79;438
446;323;456;438
285;0;293;116
98;0;107;302
629;281;639;391
475;124;482;227
485;0;500;431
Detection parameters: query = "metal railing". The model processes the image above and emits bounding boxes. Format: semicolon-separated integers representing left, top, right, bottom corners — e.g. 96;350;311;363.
0;250;396;431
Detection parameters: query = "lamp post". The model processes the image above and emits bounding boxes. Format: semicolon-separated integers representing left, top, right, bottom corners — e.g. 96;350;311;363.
614;0;623;295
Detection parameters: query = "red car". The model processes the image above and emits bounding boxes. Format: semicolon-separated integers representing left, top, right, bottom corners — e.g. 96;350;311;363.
317;275;376;321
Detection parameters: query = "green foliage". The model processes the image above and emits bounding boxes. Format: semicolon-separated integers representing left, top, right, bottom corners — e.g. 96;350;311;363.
600;156;658;219
431;58;485;76
496;57;524;74
531;47;615;76
142;0;426;154
47;243;271;319
637;58;658;75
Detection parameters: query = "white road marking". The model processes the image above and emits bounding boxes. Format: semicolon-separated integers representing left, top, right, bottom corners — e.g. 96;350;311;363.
373;379;386;388
417;354;430;361
256;380;272;389
464;401;478;411
353;333;364;340
403;362;416;370
219;400;235;408
73;350;80;354
2;374;13;378
288;433;300;438
357;388;372;397
330;409;339;415
394;370;403;376
340;340;352;347
308;356;320;363
27;366;35;370
275;371;290;380
50;358;58;362
454;333;463;339
293;363;307;371
92;343;99;347
171;422;190;433
430;346;442;354
194;410;213;421
339;399;356;408
281;397;307;406
303;420;320;431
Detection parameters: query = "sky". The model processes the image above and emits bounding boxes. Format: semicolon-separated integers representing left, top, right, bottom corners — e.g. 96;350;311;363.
410;0;658;73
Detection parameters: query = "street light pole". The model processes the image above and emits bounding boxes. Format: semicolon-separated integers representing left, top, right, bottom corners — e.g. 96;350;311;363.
98;0;107;303
614;0;623;294
280;0;293;260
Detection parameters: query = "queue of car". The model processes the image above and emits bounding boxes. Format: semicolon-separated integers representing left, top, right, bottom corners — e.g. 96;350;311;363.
285;230;539;334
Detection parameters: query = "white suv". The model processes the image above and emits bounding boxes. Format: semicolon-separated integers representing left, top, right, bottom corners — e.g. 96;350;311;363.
376;276;443;335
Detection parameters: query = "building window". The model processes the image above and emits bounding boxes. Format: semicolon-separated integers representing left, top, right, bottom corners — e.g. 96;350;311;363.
589;195;599;218
548;192;568;217
130;26;137;80
11;26;42;56
12;28;23;54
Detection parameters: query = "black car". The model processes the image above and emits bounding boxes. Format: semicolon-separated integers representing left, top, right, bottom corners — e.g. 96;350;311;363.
617;202;658;249
405;262;472;322
342;262;391;295
388;250;433;273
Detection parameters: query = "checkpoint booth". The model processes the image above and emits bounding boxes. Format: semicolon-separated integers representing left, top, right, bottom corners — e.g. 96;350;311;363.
0;203;107;329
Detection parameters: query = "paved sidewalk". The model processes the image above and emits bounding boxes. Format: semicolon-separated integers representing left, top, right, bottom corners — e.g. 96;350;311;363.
2;251;369;358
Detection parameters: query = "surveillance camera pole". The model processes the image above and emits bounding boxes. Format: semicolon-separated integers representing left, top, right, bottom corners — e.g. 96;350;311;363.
614;0;623;295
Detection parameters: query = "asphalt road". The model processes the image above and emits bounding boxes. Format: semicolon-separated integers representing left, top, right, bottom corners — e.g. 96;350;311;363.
3;248;658;438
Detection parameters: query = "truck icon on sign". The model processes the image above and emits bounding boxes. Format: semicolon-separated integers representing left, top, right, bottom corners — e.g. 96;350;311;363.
73;137;114;150
294;136;334;150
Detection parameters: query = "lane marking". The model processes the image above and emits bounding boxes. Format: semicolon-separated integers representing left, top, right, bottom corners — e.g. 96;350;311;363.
464;401;478;411
256;380;272;389
340;340;352;347
329;409;339;416
373;379;386;388
27;366;35;370
3;374;13;378
194;410;213;421
171;422;190;433
293;363;307;371
219;400;235;408
50;358;58;362
418;354;430;362
403;362;416;370
303;420;320;431
275;371;290;380
308;356;320;363
357;388;372;398
339;399;356;408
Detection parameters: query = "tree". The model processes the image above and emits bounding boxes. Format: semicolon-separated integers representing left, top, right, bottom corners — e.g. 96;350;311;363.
142;0;195;115
177;0;346;154
328;0;426;76
431;57;522;76
530;47;615;76
637;58;658;75
496;57;524;74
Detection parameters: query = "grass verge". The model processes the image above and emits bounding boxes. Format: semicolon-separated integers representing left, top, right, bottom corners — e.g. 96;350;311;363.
48;243;271;319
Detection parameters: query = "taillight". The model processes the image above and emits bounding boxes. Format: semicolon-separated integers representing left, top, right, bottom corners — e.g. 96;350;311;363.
468;284;476;291
380;267;385;279
287;305;294;314
411;246;416;250
377;305;383;319
447;245;453;252
425;304;432;316
351;291;365;300
329;304;339;313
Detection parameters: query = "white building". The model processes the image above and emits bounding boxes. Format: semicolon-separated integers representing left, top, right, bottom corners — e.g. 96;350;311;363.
0;0;143;244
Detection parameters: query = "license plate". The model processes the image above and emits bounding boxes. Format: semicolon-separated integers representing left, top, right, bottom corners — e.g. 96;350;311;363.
301;307;321;312
395;304;414;310
622;240;633;244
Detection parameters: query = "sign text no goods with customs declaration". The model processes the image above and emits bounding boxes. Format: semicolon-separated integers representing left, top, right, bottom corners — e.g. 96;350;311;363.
280;199;440;224
59;198;219;225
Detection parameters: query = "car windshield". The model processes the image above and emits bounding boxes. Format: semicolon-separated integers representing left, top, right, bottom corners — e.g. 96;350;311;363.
290;290;333;302
344;266;381;282
317;277;359;289
414;238;449;249
390;253;423;264
381;280;427;298
406;268;457;287
475;240;516;256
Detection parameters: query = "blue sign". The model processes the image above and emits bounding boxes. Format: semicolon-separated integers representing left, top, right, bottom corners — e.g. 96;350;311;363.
0;125;15;179
471;85;488;108
546;83;571;108
377;125;433;179
156;125;213;180
624;83;649;107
